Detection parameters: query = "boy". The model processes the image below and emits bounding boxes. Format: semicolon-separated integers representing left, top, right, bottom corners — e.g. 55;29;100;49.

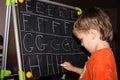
61;7;118;80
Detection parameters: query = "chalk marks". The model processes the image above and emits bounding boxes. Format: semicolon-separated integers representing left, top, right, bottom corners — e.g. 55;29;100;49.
22;32;80;53
18;0;86;78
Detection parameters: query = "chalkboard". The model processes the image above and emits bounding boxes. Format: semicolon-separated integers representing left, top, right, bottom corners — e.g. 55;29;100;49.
18;0;88;79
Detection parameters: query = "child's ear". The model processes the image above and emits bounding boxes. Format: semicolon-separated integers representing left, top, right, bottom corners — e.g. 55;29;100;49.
88;29;99;40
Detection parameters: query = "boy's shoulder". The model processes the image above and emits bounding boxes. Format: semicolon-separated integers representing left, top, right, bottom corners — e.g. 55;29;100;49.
91;48;113;59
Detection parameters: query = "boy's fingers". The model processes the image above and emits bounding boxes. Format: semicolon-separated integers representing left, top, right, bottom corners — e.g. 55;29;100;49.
60;64;67;67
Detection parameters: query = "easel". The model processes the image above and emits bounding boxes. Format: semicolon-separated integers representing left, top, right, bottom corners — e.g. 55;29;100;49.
0;0;25;80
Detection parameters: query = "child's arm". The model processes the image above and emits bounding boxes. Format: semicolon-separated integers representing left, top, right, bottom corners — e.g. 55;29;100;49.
61;62;83;75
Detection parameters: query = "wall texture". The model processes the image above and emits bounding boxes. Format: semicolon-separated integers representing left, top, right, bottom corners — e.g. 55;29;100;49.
0;0;6;36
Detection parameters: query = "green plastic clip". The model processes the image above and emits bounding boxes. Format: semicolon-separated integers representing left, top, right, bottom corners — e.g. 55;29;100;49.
61;74;66;80
0;70;11;79
6;0;18;6
11;0;18;3
18;70;25;80
75;7;81;10
6;0;11;6
75;7;82;15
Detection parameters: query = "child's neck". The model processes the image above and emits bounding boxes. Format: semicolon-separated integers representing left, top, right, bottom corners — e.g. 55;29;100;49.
95;40;110;51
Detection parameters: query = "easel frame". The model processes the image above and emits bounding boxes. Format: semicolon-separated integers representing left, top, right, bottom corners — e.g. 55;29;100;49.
0;0;25;80
0;0;82;79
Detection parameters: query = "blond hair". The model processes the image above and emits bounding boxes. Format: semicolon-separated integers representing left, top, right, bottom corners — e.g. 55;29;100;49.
73;7;113;42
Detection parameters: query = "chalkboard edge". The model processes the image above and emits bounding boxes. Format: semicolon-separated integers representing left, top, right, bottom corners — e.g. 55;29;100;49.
37;0;75;9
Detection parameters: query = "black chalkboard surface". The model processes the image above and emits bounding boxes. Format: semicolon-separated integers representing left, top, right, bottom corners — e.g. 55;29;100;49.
18;0;87;79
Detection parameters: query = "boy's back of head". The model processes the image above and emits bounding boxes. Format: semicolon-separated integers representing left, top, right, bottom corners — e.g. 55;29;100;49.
73;7;113;42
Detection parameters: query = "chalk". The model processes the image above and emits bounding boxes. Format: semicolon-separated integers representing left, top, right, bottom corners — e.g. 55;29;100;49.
60;64;67;67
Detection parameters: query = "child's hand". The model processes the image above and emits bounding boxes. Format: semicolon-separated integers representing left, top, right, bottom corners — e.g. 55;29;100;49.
60;62;74;71
61;62;84;75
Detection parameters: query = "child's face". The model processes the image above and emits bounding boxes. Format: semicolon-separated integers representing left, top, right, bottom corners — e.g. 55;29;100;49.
74;30;99;53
